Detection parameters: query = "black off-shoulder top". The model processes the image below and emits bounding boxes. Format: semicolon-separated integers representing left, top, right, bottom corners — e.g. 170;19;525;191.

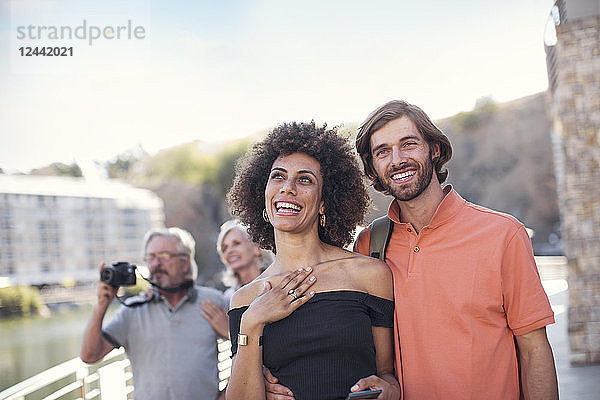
228;290;394;400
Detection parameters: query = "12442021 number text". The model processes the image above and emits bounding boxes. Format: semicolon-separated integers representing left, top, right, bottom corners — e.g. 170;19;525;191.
19;47;73;56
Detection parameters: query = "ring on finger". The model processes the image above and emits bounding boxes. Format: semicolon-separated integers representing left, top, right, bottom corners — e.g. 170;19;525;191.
287;289;298;300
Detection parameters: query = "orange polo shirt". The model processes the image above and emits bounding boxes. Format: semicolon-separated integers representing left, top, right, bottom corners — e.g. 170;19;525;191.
355;187;554;400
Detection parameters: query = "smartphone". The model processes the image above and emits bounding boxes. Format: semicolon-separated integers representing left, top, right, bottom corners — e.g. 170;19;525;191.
345;389;382;399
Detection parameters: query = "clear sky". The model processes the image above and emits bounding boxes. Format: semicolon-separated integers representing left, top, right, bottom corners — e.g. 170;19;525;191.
0;0;556;175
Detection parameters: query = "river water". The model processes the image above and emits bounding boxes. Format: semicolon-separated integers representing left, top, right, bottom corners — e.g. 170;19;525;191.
0;305;116;392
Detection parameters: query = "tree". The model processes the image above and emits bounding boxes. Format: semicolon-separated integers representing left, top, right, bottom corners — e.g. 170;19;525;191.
103;152;140;179
30;162;82;177
213;140;251;193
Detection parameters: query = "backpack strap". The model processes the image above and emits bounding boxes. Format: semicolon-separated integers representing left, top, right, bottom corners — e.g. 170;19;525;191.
368;216;394;260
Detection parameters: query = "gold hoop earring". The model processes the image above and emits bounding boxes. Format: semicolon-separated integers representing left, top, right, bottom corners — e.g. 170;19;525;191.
263;209;270;223
319;213;326;228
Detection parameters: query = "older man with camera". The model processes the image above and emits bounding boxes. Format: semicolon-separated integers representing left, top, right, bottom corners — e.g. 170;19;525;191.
80;227;225;400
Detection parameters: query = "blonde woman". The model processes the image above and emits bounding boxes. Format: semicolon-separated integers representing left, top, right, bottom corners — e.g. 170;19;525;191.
201;220;273;337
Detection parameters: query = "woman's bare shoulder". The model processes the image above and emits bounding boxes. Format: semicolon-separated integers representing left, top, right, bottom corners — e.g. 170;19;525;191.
229;271;287;309
316;248;391;281
351;251;391;274
229;277;269;309
350;253;393;299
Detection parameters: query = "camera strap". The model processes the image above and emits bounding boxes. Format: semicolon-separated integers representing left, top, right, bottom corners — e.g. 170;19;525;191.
118;280;193;308
122;294;155;307
140;274;194;293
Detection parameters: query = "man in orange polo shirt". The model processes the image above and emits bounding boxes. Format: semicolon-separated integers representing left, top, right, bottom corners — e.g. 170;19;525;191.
351;100;558;399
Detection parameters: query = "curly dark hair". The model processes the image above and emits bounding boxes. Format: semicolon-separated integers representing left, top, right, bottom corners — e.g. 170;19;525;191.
227;121;370;252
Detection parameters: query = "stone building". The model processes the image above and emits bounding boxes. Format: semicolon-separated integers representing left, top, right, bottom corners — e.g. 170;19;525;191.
0;175;164;286
545;0;600;364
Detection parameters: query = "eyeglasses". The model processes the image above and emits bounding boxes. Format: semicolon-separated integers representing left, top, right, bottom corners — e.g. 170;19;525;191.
143;251;189;263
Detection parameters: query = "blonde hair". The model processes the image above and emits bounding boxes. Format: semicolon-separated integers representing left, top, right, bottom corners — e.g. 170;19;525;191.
217;219;273;287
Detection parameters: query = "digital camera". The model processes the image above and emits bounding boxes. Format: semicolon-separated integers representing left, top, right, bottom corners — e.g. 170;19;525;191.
101;262;137;287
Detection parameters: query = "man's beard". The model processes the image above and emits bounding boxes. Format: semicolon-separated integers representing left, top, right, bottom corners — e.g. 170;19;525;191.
151;269;171;287
380;151;435;202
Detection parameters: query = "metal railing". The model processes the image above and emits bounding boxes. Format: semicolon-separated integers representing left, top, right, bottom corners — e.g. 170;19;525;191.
0;348;132;400
1;341;232;400
217;339;232;391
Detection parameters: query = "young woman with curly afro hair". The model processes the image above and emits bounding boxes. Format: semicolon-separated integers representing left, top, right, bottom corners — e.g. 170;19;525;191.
225;121;400;400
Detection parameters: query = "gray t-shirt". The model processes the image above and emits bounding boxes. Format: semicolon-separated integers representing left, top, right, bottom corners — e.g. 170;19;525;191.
103;285;225;400
223;285;239;308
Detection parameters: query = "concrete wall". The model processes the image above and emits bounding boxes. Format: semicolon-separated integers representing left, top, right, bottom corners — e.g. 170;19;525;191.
546;4;600;364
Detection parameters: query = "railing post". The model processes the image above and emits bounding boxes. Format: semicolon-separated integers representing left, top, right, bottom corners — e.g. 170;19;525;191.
77;364;89;400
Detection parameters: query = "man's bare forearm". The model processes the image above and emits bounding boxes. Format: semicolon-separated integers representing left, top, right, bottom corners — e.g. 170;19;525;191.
516;328;558;400
80;304;113;363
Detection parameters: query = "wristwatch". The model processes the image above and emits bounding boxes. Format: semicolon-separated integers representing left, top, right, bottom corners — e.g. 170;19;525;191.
238;333;248;346
237;333;263;346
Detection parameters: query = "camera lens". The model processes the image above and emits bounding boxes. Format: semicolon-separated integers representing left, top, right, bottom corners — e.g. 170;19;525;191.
100;268;115;284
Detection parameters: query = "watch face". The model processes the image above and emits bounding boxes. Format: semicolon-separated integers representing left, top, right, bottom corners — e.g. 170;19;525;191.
238;333;248;346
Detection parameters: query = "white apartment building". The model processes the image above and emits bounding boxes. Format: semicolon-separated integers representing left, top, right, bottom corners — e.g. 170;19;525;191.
0;175;164;286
